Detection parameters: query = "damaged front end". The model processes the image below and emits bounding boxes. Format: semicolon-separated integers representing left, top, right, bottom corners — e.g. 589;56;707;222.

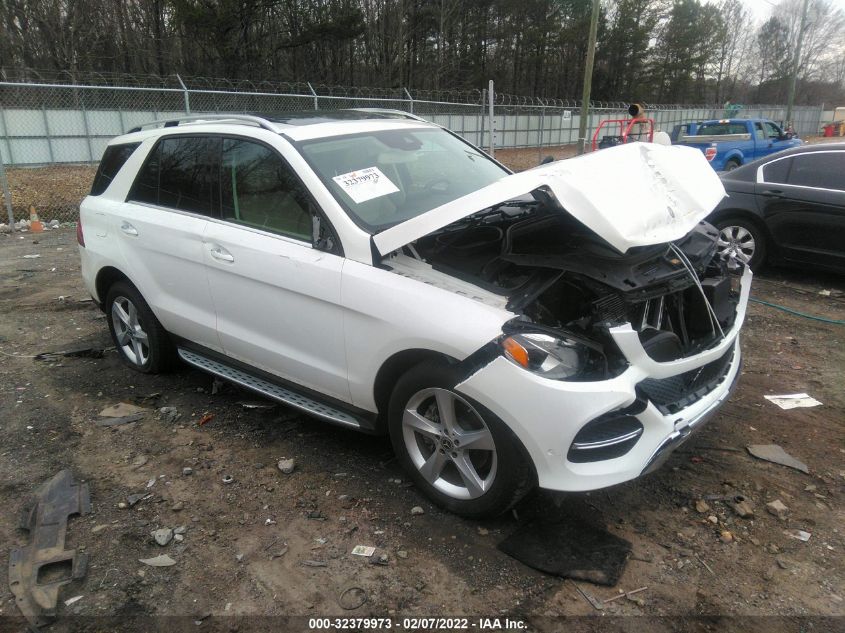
380;143;750;490
402;198;742;385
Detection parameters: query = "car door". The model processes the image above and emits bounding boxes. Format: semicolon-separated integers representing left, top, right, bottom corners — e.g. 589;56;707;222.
757;151;845;270
761;121;792;158
752;123;768;160
118;135;221;352
202;136;350;402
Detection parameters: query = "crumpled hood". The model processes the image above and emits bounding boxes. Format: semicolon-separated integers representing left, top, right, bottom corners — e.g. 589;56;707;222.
372;142;726;256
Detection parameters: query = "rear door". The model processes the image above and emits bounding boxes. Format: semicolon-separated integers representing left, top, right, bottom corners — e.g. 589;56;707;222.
118;135;221;351
756;150;845;270
202;136;350;401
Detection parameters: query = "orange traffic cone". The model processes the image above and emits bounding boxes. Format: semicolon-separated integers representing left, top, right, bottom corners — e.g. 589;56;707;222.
29;205;43;233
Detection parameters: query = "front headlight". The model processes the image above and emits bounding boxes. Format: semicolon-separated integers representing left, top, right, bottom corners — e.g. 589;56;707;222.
500;332;588;380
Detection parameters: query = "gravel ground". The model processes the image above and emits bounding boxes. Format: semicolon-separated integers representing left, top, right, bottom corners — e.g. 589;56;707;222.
0;228;843;632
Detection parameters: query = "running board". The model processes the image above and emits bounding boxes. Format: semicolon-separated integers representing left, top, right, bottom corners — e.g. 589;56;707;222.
177;348;363;430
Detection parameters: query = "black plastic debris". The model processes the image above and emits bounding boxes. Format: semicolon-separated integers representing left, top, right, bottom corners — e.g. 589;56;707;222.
9;470;90;628
497;516;631;586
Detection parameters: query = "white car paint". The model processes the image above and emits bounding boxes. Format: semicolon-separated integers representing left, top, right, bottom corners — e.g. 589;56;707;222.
374;142;726;256
202;221;351;402
339;258;514;411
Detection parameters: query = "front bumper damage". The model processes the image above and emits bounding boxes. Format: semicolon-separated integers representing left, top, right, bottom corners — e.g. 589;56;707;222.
455;267;751;492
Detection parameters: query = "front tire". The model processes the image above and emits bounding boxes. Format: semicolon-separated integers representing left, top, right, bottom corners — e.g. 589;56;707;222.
105;281;176;373
388;361;534;518
714;216;767;271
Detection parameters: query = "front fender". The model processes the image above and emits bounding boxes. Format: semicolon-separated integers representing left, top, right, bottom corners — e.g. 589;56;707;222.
340;259;514;411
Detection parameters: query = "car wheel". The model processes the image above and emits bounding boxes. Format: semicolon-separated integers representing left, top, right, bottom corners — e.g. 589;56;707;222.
724;159;741;171
714;216;766;271
388;361;534;518
106;281;176;373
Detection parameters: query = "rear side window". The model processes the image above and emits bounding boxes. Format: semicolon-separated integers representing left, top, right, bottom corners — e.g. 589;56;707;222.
762;158;792;184
127;136;218;215
698;123;748;135
787;152;845;190
90;143;139;196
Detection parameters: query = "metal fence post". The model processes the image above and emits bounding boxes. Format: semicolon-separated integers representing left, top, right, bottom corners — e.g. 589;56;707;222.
177;74;191;114
41;103;55;163
0;156;13;227
0;104;15;165
78;87;95;163
404;88;414;115
479;89;486;149
538;105;545;164
487;80;495;158
307;83;318;110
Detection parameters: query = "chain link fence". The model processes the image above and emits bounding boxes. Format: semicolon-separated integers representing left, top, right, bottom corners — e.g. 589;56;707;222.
0;70;826;228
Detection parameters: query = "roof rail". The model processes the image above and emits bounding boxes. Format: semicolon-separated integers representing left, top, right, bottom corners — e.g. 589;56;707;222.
345;108;428;123
126;114;279;134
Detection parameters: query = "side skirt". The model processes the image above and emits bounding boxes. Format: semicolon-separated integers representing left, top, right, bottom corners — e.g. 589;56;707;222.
176;346;379;433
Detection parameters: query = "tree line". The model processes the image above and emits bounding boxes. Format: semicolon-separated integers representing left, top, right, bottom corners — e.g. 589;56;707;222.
1;0;844;104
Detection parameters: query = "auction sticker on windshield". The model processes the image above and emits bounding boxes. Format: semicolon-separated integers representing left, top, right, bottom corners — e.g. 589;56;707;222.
332;167;400;203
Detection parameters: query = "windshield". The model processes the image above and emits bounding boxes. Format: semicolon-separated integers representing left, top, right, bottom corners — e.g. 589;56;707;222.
297;128;509;232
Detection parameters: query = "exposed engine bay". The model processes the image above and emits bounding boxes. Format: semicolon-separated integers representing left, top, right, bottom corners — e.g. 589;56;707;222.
384;194;740;376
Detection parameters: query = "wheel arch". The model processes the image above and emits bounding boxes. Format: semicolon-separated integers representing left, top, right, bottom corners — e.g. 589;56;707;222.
708;208;771;240
95;266;133;306
373;348;459;429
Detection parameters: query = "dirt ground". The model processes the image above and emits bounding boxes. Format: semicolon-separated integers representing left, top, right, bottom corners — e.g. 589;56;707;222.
1;228;844;632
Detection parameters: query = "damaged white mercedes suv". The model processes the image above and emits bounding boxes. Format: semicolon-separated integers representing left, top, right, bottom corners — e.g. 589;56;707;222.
79;111;750;517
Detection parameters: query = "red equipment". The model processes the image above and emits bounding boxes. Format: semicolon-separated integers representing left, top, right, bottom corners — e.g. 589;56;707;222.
591;103;655;151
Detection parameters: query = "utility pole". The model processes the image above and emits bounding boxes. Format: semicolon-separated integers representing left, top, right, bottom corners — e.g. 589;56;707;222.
577;0;601;155
785;0;811;127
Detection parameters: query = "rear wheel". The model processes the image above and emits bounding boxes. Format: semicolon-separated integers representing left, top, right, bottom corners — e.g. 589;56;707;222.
714;216;766;271
724;159;741;171
105;281;176;373
388;361;534;517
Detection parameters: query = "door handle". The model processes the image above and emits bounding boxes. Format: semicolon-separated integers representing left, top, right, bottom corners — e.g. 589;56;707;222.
761;189;784;198
209;244;235;263
120;221;138;236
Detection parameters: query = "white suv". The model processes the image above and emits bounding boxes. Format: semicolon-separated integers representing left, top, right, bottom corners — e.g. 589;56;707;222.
79;112;750;517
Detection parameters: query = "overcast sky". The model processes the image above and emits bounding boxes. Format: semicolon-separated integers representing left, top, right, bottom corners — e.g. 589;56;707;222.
716;0;845;21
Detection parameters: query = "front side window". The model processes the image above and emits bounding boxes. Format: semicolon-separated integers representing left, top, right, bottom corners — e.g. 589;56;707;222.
220;139;312;240
297;128;508;232
787;153;845;190
764;122;783;139
127;136;217;216
754;123;766;141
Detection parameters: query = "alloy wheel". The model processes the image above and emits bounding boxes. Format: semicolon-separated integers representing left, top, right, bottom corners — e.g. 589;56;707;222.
111;296;150;366
402;388;497;500
717;225;756;270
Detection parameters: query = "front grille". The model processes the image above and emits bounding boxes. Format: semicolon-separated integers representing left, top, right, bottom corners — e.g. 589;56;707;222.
638;348;734;415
